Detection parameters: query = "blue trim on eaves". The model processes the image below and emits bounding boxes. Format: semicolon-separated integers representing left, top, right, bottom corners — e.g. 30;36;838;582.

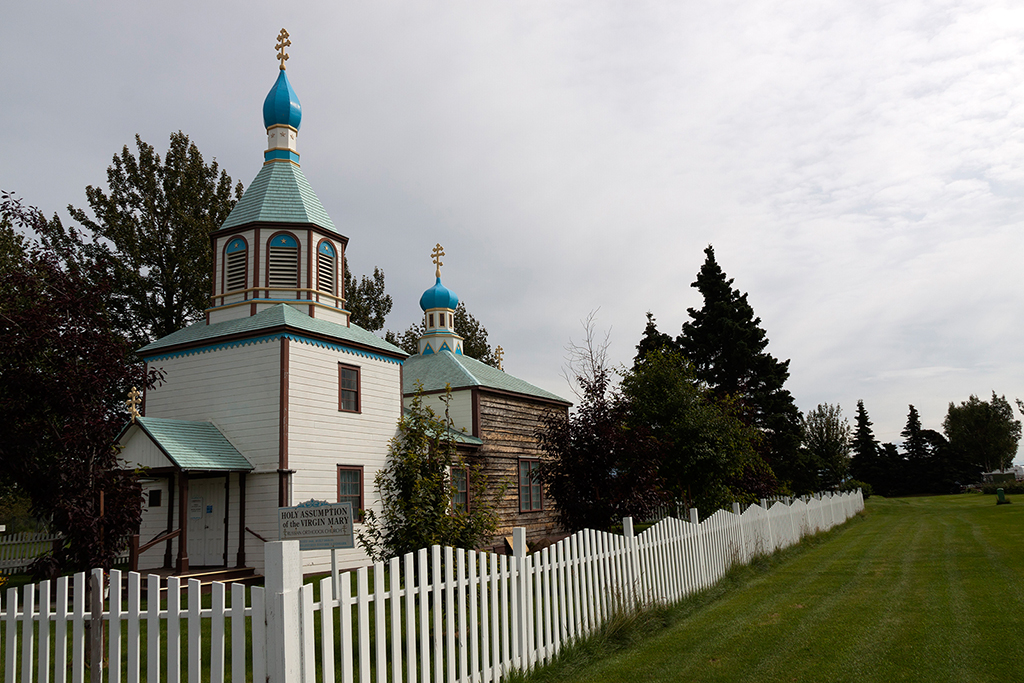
143;332;403;365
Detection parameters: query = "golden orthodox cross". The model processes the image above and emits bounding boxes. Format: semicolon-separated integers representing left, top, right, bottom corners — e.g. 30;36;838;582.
126;386;142;423
431;243;445;278
495;346;504;371
276;28;291;70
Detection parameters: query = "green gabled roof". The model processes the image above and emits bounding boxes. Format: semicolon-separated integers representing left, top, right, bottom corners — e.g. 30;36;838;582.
139;304;407;360
125;417;253;471
221;161;337;233
403;351;570;405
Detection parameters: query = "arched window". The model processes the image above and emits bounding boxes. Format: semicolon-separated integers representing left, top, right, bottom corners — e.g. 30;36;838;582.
267;233;299;288
224;237;248;293
317;240;336;294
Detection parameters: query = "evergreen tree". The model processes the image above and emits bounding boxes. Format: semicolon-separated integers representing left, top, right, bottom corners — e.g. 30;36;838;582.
633;312;675;368
67;132;243;348
900;405;930;493
343;257;393;332
677;245;803;488
850;400;883;489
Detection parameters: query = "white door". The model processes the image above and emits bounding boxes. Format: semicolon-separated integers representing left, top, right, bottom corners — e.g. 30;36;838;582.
186;478;227;566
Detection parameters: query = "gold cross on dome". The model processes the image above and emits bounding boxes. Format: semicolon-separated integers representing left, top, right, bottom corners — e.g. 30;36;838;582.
276;28;291;70
495;346;504;371
126;386;142;422
431;243;445;278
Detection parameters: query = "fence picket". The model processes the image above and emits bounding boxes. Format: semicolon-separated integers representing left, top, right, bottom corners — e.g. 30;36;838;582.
127;573;142;683
319;577;336;683
416;548;429;683
388;557;401;683
210;581;225;683
357;567;370;683
230;583;246;683
166;577;181;683
148;576;161;683
402;553;415;683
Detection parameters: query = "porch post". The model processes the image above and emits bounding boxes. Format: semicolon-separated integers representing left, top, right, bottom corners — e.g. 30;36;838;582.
164;473;175;568
176;471;190;574
236;472;247;567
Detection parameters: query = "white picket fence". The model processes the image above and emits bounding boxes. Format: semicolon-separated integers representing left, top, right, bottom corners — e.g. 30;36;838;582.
0;490;863;683
0;534;61;576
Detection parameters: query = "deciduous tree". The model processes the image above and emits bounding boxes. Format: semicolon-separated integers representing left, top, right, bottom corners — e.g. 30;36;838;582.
0;192;159;575
67;132;242;348
801;403;851;489
358;390;500;562
620;349;764;513
943;393;1021;476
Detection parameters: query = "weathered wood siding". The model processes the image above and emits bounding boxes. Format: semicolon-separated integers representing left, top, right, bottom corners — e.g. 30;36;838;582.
472;392;567;546
286;338;403;573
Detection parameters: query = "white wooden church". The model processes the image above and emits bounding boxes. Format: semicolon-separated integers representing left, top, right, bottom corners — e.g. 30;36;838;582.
116;35;569;579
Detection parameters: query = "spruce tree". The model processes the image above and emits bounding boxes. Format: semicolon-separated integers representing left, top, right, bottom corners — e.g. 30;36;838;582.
851;400;887;492
633;312;675;368
900;405;929;493
677;245;803;489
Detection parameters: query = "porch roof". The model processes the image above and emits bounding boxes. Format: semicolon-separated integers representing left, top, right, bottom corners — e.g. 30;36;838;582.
117;417;254;472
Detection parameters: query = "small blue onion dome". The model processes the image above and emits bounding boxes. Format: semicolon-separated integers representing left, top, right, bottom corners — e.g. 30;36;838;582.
419;277;459;311
263;70;302;131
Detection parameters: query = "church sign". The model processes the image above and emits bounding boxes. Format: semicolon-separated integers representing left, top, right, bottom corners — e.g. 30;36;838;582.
278;499;354;550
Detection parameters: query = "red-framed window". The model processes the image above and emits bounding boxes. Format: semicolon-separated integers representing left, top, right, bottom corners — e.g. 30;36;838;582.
519;459;542;512
316;239;337;295
337;465;364;522
452;467;469;512
339;363;361;413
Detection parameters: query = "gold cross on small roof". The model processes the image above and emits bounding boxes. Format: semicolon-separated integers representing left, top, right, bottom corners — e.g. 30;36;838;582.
495;345;504;371
431;243;445;278
126;386;142;423
276;28;291;70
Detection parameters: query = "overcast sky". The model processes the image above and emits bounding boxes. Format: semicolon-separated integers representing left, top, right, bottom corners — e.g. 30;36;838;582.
6;1;1024;455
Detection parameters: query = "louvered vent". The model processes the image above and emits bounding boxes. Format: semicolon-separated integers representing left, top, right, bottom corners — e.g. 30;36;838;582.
225;250;247;292
317;252;335;294
268;246;299;288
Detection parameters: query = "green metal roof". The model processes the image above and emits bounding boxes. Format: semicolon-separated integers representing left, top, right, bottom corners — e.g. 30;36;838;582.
403;351;570;404
126;417;254;472
220;161;337;233
139;303;407;360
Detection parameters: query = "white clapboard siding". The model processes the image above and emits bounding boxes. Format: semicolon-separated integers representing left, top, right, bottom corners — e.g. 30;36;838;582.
287;340;403;574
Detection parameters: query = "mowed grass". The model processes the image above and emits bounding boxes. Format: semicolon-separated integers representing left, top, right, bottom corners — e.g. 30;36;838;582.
518;495;1024;683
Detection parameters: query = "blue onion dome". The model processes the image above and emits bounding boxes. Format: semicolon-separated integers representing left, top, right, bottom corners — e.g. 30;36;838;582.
419;277;459;311
263;70;302;131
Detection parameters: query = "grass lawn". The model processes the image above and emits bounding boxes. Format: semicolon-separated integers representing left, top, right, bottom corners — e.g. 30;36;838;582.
517;494;1024;683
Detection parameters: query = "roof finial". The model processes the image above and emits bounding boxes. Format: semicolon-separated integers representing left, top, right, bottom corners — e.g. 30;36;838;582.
126;386;142;423
431;243;445;279
276;28;291;70
495;345;504;371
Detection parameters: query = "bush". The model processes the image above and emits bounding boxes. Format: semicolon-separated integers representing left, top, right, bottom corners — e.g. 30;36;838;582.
979;481;1024;495
840;479;873;499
